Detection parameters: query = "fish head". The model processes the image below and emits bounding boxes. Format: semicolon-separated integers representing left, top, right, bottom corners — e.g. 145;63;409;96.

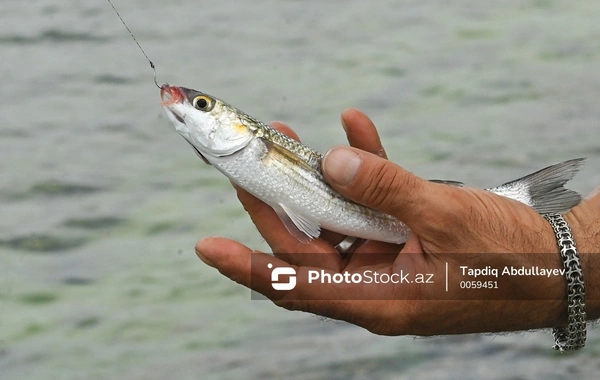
160;84;254;157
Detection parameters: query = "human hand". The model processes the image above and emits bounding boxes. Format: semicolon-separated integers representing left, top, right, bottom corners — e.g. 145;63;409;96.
196;109;599;335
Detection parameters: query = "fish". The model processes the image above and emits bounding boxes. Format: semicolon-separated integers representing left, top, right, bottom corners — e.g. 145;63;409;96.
160;84;585;245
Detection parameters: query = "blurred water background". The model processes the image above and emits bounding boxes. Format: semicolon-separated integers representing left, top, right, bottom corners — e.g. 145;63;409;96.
2;0;600;379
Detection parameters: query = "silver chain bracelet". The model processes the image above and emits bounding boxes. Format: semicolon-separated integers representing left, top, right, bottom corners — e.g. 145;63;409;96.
543;213;587;351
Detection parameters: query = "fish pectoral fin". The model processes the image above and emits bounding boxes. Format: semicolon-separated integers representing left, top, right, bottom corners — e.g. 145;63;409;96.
429;179;464;187
261;138;318;173
488;158;585;214
273;203;321;244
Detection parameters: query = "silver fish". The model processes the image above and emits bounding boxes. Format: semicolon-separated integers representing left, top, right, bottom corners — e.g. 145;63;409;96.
160;84;584;245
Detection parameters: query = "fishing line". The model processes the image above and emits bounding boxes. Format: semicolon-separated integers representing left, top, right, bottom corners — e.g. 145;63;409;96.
106;0;160;88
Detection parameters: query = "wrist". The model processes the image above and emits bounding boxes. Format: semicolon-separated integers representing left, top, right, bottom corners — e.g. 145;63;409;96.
564;207;600;320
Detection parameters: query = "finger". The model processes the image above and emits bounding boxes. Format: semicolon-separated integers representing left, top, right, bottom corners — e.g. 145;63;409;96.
343;249;399;269
400;232;424;254
321;147;448;232
195;237;400;327
318;230;347;246
337;238;399;264
354;239;401;256
196;237;253;285
195;236;304;300
341;108;387;159
331;109;387;247
195;237;352;302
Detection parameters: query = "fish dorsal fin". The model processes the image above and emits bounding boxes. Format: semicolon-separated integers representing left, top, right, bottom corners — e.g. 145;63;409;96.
429;179;464;187
488;158;585;214
273;203;321;243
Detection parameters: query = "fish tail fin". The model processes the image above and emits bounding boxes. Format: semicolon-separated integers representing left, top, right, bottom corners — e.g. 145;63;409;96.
488;158;585;214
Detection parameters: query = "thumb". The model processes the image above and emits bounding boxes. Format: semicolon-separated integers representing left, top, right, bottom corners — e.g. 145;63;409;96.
322;146;440;224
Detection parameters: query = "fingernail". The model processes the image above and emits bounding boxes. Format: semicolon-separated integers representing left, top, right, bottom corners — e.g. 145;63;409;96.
196;250;215;268
323;148;362;186
340;115;349;132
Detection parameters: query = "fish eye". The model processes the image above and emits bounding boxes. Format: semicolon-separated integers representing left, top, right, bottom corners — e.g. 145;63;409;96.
192;95;214;111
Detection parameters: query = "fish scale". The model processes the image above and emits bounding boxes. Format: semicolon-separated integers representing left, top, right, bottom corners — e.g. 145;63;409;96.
160;84;584;245
210;137;409;243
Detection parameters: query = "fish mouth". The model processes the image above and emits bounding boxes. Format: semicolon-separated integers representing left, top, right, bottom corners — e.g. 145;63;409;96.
160;84;185;123
160;84;185;106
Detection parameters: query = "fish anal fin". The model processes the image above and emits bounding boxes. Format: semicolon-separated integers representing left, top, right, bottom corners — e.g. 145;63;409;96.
273;203;321;244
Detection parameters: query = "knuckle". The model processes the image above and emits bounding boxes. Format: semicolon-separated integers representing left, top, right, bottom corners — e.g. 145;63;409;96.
361;163;404;211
